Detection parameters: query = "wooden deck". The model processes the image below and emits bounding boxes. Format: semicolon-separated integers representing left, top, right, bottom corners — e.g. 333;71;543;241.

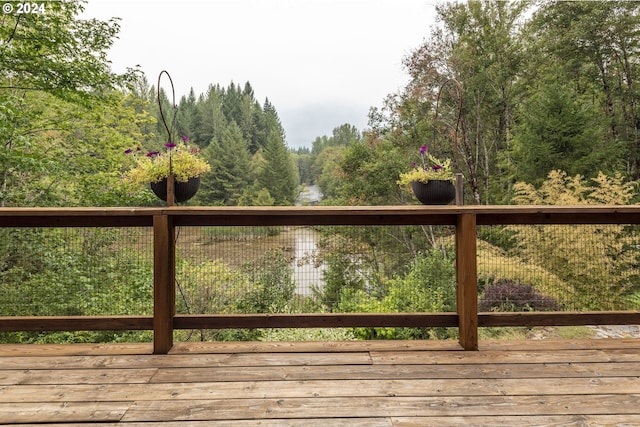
1;339;640;426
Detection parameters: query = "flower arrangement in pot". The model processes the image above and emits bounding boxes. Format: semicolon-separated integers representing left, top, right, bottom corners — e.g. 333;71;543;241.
397;144;456;205
124;136;211;203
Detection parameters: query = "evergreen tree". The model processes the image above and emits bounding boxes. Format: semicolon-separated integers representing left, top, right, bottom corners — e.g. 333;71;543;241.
263;98;286;140
193;84;226;147
258;130;298;205
531;1;640;176
331;124;361;146
176;88;198;140
197;122;252;205
511;77;612;185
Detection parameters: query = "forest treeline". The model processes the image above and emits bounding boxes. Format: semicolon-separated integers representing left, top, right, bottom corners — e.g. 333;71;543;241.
2;1;639;208
311;0;640;206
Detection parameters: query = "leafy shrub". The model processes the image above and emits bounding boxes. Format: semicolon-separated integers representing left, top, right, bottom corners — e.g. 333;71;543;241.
337;249;458;340
509;171;639;310
243;248;296;313
479;281;559;312
315;233;367;310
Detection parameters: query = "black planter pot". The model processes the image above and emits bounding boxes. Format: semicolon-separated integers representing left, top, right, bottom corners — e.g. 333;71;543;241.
411;180;456;205
150;176;201;203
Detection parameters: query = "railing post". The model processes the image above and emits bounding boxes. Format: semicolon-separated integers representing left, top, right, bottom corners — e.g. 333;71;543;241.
166;174;175;207
153;214;175;354
455;173;464;205
456;213;478;350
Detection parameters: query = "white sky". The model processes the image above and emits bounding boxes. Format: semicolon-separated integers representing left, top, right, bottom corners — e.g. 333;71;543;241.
82;0;439;148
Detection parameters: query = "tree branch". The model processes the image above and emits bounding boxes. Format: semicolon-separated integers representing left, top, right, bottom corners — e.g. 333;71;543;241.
3;14;21;44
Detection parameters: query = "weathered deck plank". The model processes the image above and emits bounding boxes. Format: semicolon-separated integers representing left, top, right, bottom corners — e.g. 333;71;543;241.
0;368;158;385
0;339;639;425
371;348;640;364
147;361;640;382
6;416;640;427
119;395;640;421
0;402;129;424
4;377;640;403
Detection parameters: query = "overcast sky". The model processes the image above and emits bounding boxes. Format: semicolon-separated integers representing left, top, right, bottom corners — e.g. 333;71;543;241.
82;0;438;148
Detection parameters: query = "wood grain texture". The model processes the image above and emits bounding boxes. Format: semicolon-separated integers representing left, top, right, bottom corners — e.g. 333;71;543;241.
1;340;639;425
456;213;478;350
153;214;175;354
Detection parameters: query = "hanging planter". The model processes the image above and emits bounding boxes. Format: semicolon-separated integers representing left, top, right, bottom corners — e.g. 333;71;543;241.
122;71;210;205
151;176;201;203
411;180;455;205
398;145;456;205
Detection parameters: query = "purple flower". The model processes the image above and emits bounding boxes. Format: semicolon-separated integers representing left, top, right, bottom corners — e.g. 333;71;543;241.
181;136;189;142
411;162;417;168
164;142;177;149
124;148;133;154
146;151;160;157
432;165;443;171
420;145;428;155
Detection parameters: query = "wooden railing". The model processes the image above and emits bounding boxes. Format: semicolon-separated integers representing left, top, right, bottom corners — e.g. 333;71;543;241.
1;206;640;353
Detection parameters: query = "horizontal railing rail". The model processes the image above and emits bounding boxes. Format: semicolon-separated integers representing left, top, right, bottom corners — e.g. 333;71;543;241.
2;206;640;353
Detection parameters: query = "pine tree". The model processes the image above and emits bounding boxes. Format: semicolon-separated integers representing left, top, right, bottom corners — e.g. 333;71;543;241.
177;88;198;140
510;77;612;185
258;130;298;205
197;122;252;205
193;84;226;148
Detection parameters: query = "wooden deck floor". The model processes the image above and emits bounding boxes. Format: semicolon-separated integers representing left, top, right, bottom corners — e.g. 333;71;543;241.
1;339;640;426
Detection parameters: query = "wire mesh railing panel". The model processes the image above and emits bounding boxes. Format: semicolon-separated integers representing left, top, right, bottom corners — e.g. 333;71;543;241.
4;213;640;344
174;225;459;316
0;227;154;343
173;224;459;341
477;224;640;312
0;227;153;317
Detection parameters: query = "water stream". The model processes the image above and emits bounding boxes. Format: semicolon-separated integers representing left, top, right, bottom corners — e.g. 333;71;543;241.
296;184;323;206
289;227;325;296
292;184;325;295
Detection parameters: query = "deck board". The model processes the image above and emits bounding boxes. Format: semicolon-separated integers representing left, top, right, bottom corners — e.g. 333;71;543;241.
1;339;639;425
4;377;640;402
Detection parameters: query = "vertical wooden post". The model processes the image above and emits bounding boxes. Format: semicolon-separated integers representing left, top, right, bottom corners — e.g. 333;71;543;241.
455;173;464;205
153;214;175;354
166;174;175;207
456;213;478;350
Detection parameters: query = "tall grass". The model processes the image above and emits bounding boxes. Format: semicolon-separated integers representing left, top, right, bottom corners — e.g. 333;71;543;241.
201;226;281;242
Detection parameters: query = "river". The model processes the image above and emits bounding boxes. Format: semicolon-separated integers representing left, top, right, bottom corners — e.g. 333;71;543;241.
177;185;326;296
296;184;323;206
292;184;325;294
285;227;325;296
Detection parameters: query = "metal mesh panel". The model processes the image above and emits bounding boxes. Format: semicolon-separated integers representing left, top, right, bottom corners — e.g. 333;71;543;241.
0;227;153;317
477;224;640;312
173;225;458;315
4;220;638;343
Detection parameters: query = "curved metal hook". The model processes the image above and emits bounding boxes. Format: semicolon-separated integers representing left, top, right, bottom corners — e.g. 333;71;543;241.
157;70;177;144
